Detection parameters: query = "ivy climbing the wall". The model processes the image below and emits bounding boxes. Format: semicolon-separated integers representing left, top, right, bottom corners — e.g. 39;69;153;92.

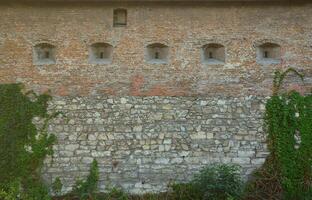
0;84;57;200
245;69;312;200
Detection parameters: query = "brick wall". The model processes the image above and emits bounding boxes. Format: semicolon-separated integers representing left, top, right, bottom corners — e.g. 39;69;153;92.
0;2;311;97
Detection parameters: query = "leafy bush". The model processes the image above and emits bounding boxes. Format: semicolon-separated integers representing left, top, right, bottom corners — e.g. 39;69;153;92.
170;182;201;200
0;180;21;200
170;164;243;200
193;164;243;200
0;84;57;199
21;177;52;200
73;159;99;200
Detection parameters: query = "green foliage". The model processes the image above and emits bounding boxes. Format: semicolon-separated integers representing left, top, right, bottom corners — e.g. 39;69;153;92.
52;177;63;196
170;183;201;200
21;177;52;200
0;190;16;200
245;68;312;200
0;179;21;200
0;83;57;199
73;159;99;200
192;164;243;200
133;193;167;200
103;187;129;200
170;164;243;200
265;92;312;199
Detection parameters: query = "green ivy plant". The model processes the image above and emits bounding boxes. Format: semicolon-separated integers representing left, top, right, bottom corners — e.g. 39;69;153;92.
0;83;57;199
265;94;312;198
245;68;312;200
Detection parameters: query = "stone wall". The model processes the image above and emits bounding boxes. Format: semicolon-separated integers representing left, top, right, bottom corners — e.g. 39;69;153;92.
43;95;268;193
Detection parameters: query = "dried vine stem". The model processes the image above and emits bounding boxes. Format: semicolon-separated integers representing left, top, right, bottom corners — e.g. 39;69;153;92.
272;67;304;95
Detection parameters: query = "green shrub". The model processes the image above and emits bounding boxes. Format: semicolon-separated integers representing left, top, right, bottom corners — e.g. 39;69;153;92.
0;179;21;200
170;182;201;200
193;164;243;200
21;177;52;200
170;164;243;200
73;159;99;200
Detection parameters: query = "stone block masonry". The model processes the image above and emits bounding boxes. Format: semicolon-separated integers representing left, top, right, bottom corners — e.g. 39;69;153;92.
43;95;268;193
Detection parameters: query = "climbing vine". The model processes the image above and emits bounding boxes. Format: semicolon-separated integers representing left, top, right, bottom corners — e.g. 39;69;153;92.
245;69;312;199
266;94;312;198
0;84;57;199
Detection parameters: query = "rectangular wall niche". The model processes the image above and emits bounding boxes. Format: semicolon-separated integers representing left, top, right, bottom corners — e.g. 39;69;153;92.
146;43;169;64
89;43;113;64
202;43;225;64
113;9;127;27
257;42;281;64
33;43;56;65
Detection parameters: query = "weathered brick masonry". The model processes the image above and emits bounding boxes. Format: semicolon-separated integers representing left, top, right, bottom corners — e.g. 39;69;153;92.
0;0;312;193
